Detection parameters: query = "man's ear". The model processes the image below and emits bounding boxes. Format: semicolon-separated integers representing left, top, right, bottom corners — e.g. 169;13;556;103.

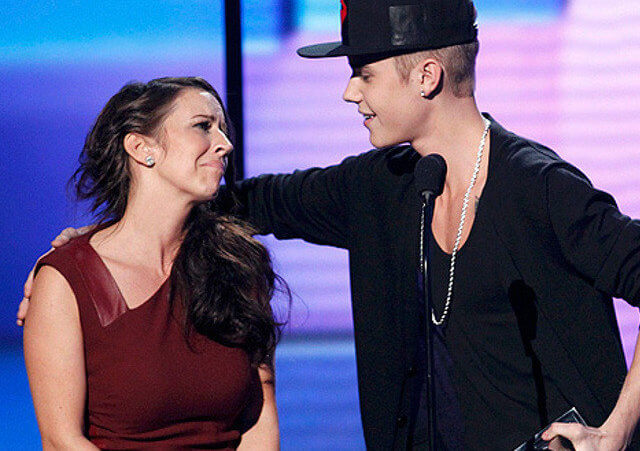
417;58;444;100
123;132;157;166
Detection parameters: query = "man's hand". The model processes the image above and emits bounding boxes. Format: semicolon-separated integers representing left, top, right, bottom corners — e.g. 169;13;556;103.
542;422;629;451
17;226;93;326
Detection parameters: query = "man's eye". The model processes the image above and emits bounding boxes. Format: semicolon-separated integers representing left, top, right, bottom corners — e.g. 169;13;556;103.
195;121;212;132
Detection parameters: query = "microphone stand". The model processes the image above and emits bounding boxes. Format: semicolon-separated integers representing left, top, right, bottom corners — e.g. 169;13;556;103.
420;193;437;451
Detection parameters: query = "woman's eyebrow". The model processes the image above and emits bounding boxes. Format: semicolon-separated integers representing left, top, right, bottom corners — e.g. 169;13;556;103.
191;114;217;120
191;113;228;131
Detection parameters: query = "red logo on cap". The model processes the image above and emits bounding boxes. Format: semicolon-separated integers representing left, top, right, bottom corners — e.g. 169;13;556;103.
341;0;347;24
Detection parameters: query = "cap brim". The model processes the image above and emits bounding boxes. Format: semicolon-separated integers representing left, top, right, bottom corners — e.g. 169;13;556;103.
296;41;429;69
296;41;347;58
296;40;441;62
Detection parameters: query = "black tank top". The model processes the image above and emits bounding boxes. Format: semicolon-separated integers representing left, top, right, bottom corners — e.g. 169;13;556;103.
414;197;571;450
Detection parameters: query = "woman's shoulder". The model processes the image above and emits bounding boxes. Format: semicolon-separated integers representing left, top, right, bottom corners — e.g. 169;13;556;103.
34;231;121;329
27;262;80;341
35;234;94;292
30;264;76;306
38;232;91;267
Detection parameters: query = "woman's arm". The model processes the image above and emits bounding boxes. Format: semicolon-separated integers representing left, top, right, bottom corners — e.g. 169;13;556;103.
23;265;98;450
237;365;279;451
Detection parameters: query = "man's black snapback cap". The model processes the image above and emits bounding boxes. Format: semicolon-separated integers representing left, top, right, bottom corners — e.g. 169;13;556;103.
297;0;478;61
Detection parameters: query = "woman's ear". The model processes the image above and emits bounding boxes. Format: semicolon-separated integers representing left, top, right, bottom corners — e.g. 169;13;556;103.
123;132;157;167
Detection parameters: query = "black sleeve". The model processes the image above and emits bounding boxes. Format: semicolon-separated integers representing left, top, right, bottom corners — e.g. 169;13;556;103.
546;165;640;305
232;154;369;249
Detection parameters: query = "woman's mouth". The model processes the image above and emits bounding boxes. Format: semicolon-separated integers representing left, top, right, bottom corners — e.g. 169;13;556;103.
202;161;225;171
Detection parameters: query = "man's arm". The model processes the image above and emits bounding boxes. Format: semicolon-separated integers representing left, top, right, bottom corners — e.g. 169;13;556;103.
542;165;640;449
230;153;372;248
543;335;640;449
547;166;640;301
19;153;368;324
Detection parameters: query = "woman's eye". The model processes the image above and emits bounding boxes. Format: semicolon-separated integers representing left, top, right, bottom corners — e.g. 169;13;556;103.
195;121;212;132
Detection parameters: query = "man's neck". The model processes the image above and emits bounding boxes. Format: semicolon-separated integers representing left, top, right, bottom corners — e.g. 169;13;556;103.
411;99;488;196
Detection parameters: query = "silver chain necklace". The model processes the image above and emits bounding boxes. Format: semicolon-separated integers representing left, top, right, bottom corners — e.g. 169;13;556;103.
420;117;491;326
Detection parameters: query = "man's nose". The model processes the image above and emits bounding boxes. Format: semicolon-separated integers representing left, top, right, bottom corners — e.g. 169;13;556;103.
342;77;362;104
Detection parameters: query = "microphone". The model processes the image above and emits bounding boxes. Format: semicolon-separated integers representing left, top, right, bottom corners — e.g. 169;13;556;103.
414;153;446;451
414;154;447;201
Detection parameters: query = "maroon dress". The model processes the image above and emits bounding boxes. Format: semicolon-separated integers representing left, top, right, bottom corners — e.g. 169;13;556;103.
35;232;263;450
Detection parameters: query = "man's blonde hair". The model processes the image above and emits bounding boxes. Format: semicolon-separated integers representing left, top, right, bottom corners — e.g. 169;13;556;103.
393;40;479;98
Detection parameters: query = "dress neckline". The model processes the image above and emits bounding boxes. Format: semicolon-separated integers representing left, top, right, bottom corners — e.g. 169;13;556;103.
82;226;170;312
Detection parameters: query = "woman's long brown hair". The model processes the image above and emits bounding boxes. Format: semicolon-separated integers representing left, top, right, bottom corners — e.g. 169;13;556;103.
71;77;286;366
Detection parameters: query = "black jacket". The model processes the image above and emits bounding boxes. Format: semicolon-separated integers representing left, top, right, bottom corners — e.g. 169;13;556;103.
234;116;640;449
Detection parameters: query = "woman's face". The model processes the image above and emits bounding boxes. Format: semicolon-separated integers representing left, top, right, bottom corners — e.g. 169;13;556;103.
152;88;232;203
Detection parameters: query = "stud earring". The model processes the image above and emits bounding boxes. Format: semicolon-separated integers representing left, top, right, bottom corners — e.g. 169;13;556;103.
420;89;427;99
145;155;155;167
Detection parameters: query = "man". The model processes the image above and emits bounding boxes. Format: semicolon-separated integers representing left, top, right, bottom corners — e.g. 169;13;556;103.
20;0;640;449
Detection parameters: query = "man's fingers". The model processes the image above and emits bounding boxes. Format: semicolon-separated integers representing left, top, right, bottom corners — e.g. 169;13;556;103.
50;225;93;247
20;248;55;326
16;297;30;326
542;422;604;445
544;422;584;441
20;266;37;326
23;268;35;299
51;227;76;247
76;224;95;236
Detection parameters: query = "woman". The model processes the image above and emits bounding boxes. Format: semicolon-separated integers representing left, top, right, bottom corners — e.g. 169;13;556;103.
23;77;283;449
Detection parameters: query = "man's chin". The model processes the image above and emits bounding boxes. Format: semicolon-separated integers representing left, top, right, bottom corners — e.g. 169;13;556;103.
369;135;404;149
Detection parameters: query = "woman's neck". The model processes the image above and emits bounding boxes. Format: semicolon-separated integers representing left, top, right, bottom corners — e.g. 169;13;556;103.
95;184;194;275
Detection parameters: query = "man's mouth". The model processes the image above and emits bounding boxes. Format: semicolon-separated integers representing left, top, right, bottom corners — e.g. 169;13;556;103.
361;112;376;124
